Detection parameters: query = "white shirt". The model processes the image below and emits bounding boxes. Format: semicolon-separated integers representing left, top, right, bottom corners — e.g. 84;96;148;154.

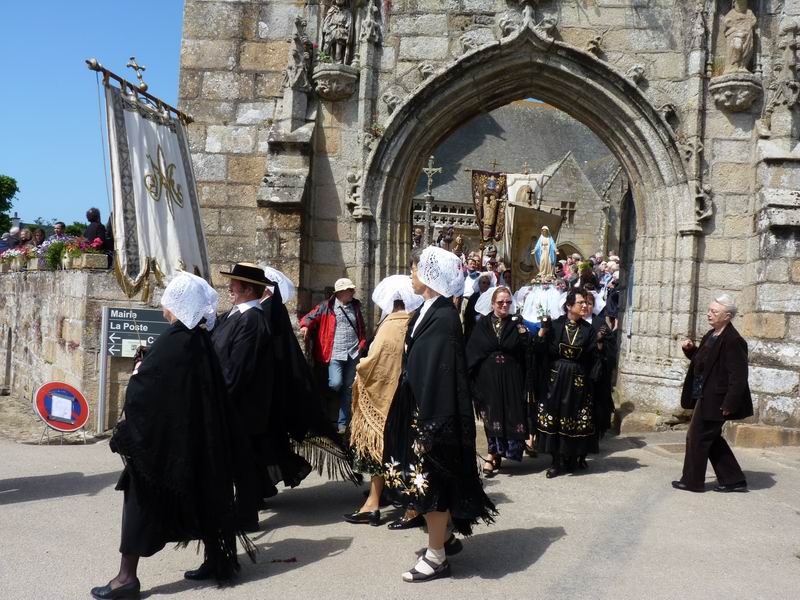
230;299;263;315
411;296;438;338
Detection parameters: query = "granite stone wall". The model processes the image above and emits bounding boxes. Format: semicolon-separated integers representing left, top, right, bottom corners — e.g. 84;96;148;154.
178;0;800;431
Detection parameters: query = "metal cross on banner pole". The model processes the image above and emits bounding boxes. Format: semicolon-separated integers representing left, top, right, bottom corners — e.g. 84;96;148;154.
421;155;442;246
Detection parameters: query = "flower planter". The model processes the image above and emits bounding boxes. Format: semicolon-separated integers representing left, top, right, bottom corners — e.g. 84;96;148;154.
27;258;45;271
10;256;25;271
79;253;108;270
61;255;74;270
0;262;10;274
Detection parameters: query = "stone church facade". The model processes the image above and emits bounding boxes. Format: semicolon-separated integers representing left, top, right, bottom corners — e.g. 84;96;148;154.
179;1;800;434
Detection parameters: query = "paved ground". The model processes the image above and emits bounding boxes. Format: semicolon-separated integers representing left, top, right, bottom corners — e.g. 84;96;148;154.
1;431;799;600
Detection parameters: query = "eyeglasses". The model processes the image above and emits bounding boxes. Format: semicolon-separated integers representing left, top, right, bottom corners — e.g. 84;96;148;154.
495;300;513;306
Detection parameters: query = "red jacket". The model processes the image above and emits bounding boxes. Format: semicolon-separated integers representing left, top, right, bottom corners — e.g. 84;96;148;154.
300;296;367;365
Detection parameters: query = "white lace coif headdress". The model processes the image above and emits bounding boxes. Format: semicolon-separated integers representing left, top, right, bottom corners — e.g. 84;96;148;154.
475;286;516;316
161;272;219;331
259;264;296;304
417;246;463;298
372;274;424;318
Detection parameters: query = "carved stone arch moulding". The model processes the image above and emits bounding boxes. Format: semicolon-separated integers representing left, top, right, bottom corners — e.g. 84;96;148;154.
359;18;703;379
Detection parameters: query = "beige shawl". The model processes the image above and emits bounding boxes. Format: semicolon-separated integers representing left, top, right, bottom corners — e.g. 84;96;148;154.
350;311;410;464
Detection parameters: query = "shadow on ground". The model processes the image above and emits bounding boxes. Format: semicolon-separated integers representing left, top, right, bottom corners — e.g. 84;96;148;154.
454;526;566;579
742;470;776;491
0;470;119;505
142;536;353;597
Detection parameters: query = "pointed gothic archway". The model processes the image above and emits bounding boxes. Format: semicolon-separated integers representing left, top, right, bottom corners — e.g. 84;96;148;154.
358;18;704;412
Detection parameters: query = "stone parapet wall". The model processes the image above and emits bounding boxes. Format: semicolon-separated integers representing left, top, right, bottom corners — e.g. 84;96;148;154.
0;272;158;434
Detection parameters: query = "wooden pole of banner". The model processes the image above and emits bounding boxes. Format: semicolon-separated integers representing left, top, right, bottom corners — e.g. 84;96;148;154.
86;58;194;124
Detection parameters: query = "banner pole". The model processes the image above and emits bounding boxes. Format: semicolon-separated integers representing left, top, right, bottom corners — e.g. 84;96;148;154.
97;306;110;433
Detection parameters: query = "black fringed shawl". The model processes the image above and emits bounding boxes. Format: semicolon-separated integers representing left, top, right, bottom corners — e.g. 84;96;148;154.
262;287;360;484
111;322;255;580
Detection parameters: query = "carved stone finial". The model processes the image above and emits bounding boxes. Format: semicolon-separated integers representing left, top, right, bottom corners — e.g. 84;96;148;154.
626;64;646;85
418;62;436;80
586;33;604;57
360;0;382;45
283;17;312;92
695;183;714;222
382;90;403;114
690;2;707;51
460;31;480;54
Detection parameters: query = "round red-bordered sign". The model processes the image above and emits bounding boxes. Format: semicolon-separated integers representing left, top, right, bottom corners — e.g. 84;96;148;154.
33;382;90;433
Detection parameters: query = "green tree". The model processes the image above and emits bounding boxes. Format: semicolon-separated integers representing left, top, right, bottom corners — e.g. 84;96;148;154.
65;221;85;236
0;175;20;233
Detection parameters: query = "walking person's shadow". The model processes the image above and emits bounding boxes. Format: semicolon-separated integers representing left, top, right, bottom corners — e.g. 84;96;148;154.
453;526;566;579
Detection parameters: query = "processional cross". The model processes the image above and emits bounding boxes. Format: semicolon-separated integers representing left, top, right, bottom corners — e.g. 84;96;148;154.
126;56;149;92
421;156;442;246
422;155;442;195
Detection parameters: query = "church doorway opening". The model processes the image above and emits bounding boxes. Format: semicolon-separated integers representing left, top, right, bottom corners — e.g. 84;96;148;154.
407;97;631;406
362;22;699;413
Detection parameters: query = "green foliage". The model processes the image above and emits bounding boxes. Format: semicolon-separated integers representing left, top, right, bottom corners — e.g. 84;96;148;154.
0;174;19;233
65;221;85;236
44;241;66;270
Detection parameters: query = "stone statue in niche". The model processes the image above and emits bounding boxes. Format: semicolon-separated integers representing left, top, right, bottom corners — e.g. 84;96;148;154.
723;0;757;74
322;0;355;65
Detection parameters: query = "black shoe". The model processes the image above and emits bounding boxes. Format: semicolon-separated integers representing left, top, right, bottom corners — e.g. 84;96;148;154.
90;579;141;599
343;509;381;526
714;481;748;493
416;534;463;557
388;513;425;530
545;467;561;479
671;480;704;493
184;562;215;581
577;456;588;470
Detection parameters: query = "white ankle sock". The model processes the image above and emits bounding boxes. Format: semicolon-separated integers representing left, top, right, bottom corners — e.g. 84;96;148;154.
401;547;446;581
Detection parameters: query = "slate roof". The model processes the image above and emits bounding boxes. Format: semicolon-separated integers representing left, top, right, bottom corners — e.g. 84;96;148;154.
413;100;620;203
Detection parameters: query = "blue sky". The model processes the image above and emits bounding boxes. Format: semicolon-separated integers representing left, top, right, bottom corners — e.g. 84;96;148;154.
0;1;183;225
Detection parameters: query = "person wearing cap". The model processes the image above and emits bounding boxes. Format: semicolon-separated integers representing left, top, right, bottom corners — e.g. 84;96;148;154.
92;272;255;599
383;247;496;583
205;262;275;546
299;277;367;433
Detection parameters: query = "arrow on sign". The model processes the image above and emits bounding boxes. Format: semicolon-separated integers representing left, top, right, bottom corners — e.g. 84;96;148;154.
108;346;119;356
108;333;119;343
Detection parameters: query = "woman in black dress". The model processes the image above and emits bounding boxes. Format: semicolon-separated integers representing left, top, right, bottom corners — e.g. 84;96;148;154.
466;287;529;476
384;247;496;583
91;273;254;599
534;288;605;478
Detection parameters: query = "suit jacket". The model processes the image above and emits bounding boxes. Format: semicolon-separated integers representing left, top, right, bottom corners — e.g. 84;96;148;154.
211;306;273;434
680;324;753;421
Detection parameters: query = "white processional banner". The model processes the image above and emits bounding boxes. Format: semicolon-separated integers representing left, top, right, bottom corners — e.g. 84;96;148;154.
105;86;210;296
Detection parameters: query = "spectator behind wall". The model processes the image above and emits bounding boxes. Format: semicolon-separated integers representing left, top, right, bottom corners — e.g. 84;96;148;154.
84;208;110;250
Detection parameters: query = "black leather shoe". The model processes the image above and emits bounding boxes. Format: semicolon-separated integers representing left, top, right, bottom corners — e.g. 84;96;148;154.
343;509;381;526
714;481;748;493
545;467;561;479
671;480;704;493
90;579;141;599
388;513;425;530
184;562;215;581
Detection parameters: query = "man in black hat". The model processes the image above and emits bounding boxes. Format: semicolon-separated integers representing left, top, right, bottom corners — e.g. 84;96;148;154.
184;262;274;581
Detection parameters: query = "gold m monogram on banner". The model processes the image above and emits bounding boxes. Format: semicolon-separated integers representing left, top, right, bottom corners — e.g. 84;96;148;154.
144;145;184;217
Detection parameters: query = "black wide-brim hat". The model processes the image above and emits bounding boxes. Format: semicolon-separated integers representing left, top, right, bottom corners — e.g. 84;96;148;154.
220;262;275;286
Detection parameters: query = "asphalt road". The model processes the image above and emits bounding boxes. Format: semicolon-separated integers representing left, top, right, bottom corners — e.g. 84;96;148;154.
1;431;799;600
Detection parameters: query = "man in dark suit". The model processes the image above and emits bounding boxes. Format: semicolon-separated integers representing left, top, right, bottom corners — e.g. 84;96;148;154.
672;294;753;493
185;262;273;581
